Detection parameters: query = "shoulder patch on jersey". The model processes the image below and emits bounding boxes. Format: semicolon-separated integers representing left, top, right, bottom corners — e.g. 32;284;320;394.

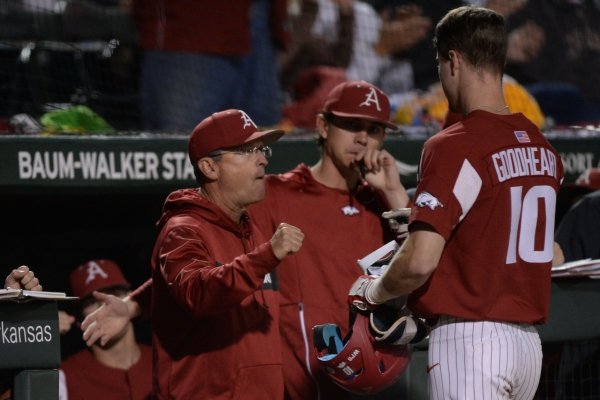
415;192;444;210
514;130;530;143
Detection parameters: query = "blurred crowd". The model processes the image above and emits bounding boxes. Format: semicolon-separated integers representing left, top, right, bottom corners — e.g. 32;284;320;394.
0;0;599;134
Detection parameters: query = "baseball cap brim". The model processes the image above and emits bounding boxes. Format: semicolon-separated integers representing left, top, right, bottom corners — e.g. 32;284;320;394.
224;128;285;149
328;110;397;130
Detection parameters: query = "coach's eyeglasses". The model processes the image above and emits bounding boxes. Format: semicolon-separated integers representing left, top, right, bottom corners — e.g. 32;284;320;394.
209;145;272;159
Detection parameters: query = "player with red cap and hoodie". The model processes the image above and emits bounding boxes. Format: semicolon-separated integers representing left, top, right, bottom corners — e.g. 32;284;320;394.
248;80;410;399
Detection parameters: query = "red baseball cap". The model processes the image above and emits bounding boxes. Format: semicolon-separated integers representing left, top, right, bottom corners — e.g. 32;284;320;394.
188;109;284;164
323;81;396;129
70;259;130;299
575;167;600;190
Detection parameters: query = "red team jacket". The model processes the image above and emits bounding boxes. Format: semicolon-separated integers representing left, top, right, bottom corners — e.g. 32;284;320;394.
409;110;564;324
151;189;283;399
61;345;152;400
250;165;394;400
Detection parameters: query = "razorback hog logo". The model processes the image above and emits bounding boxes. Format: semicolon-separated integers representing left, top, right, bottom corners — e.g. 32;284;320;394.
415;192;444;210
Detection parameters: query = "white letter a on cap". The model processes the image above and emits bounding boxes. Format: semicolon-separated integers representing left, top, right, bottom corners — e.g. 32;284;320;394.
239;110;257;129
359;87;382;111
85;261;108;284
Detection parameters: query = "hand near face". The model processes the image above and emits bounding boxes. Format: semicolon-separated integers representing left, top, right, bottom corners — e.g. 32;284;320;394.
356;148;399;190
355;149;409;209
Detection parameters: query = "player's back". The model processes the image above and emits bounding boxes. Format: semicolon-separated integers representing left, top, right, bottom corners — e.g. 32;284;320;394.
409;110;564;324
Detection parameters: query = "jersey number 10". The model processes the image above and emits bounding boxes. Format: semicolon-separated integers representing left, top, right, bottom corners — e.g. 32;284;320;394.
506;185;556;264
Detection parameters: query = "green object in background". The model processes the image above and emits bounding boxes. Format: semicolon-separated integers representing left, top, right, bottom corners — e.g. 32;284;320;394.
40;105;115;135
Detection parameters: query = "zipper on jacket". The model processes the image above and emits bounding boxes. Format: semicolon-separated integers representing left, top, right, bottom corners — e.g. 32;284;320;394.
241;224;269;310
298;302;321;400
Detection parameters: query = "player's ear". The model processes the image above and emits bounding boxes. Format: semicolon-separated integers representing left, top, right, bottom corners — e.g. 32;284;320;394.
448;50;460;75
316;113;329;140
198;158;219;180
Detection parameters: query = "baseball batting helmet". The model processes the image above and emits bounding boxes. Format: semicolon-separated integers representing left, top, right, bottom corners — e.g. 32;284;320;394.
312;306;411;395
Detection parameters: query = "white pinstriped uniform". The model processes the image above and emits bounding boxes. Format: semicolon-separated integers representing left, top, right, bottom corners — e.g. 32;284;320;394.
427;316;542;400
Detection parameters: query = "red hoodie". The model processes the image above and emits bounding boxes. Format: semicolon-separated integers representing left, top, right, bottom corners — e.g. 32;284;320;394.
151;188;283;399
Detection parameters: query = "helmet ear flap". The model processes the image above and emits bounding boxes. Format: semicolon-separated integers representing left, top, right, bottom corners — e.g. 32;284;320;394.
313;323;343;360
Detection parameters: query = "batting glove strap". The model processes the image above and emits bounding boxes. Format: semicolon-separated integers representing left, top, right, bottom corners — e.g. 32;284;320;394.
370;313;430;345
347;275;379;311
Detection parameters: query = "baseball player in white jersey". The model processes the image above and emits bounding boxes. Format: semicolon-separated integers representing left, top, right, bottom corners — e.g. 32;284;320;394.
348;6;564;399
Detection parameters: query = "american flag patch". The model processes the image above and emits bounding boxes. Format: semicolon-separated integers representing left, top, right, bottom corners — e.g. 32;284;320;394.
514;130;531;143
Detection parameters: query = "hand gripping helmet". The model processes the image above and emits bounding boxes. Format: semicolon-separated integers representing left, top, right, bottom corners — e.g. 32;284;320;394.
312;306;411;395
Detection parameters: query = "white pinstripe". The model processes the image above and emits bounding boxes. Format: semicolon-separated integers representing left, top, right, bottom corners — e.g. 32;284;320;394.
427;316;542;400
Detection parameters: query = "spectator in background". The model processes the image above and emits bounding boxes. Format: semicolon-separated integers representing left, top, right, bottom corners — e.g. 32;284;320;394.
279;0;354;96
366;0;464;92
60;259;151;400
134;0;288;132
281;0;387;131
302;0;383;84
279;0;354;129
373;3;432;94
498;0;600;125
280;0;431;129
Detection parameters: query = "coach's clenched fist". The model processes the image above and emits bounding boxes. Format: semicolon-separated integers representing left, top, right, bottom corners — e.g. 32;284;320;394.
270;223;305;260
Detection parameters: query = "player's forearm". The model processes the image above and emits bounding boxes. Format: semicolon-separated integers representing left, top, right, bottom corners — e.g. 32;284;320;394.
370;231;443;302
378;255;431;300
381;186;409;210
